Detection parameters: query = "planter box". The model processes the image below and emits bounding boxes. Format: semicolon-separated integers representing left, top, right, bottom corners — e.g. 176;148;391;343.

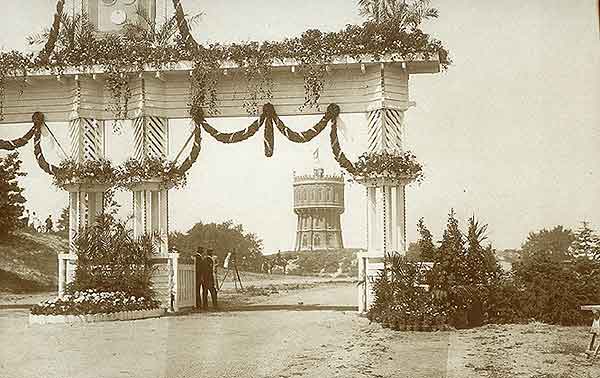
29;308;165;325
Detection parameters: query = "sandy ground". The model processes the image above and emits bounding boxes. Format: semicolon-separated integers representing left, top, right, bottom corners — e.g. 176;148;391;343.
1;282;599;378
0;291;56;306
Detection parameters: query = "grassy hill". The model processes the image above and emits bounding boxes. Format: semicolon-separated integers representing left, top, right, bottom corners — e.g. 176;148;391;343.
276;248;364;277
0;231;67;293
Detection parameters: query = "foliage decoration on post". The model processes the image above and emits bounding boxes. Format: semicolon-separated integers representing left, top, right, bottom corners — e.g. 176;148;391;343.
52;158;117;190
118;157;187;190
351;151;424;184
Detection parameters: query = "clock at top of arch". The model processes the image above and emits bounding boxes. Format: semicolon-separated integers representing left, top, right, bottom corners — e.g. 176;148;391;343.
86;0;156;33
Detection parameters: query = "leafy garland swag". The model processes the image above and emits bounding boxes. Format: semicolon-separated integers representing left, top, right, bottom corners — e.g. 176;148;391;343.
0;0;430;187
2;101;423;190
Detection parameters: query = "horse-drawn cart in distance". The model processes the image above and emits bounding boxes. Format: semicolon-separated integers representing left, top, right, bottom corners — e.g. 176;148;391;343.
581;305;600;361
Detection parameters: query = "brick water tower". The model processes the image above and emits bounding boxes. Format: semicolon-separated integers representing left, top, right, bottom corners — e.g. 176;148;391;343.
293;168;345;251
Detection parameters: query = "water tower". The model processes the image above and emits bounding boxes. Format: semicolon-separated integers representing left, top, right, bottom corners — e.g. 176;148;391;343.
293;168;345;251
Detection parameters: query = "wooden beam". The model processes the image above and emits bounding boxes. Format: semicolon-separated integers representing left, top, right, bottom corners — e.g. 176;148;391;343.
0;55;440;124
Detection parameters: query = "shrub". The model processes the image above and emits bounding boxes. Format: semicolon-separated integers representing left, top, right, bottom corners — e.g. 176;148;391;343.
67;215;157;300
369;254;448;331
513;255;600;325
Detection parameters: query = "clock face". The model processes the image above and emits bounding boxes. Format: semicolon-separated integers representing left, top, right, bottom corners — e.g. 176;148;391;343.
110;10;128;25
102;0;117;5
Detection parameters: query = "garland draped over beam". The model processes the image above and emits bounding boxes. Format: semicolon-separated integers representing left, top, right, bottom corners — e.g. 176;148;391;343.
0;125;36;150
200;113;265;144
189;102;357;174
37;0;65;65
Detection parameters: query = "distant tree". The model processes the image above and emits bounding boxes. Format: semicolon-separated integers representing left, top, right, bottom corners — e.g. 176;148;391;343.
571;221;600;260
57;206;69;236
358;0;438;28
0;152;27;237
520;226;575;263
170;220;264;271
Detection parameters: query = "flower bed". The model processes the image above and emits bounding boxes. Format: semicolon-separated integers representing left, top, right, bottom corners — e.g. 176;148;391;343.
30;290;161;316
29;308;165;325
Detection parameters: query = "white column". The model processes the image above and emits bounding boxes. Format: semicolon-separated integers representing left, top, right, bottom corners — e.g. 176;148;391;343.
366;186;377;252
357;254;367;313
395;186;406;253
131;116;170;255
376;186;387;254
133;191;145;237
67;117;106;255
68;192;79;245
145;190;153;234
58;256;65;297
383;185;393;254
170;253;178;312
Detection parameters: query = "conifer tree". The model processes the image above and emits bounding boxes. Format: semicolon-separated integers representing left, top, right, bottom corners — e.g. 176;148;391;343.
571;221;600;260
416;217;436;261
0;152;27;236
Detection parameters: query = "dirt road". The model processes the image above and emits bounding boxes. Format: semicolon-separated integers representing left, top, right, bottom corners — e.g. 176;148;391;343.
1;283;598;378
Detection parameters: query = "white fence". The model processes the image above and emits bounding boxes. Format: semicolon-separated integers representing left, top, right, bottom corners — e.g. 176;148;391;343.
58;253;197;313
174;258;196;311
58;254;77;297
357;253;385;314
357;252;434;313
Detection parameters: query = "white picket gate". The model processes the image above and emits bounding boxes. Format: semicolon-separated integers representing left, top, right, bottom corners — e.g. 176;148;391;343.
175;261;196;311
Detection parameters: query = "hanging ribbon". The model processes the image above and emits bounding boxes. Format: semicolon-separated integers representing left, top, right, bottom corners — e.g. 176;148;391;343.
172;0;201;54
329;115;356;175
38;0;65;65
177;108;203;173
32;112;59;175
262;104;275;157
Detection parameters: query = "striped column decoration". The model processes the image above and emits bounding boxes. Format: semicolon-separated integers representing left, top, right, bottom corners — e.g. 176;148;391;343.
366;108;404;154
69;118;106;161
133;116;169;160
132;116;170;255
66;117;107;259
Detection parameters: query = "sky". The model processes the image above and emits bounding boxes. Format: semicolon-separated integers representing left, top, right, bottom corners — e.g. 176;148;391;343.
0;1;599;254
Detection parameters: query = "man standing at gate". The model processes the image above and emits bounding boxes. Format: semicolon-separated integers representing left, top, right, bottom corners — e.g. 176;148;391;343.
194;246;205;309
202;248;218;310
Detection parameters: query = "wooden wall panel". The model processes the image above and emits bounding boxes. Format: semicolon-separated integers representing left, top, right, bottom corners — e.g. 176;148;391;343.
0;59;436;125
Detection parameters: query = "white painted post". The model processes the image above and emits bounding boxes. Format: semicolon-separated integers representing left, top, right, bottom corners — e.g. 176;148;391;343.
159;189;169;254
396;186;406;253
58;256;65;297
170;253;178;312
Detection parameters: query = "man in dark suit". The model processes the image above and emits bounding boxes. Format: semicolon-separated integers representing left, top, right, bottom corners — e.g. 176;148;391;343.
202;249;218;310
195;247;205;309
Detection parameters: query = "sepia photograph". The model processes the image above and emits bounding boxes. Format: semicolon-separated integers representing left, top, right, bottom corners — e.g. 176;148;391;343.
0;1;599;377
